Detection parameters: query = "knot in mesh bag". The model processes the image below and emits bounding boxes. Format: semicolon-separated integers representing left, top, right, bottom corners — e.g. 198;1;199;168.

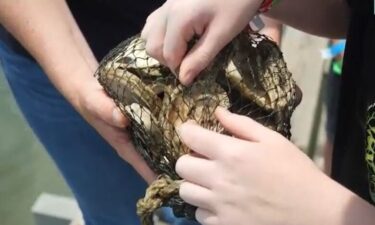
95;29;302;225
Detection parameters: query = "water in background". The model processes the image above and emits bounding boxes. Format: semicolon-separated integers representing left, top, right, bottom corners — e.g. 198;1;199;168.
0;68;71;225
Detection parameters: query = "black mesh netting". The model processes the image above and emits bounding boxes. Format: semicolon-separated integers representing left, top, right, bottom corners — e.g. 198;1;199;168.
95;29;302;225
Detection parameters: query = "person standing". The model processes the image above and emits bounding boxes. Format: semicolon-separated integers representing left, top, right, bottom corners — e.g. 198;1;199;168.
0;1;157;224
141;0;375;224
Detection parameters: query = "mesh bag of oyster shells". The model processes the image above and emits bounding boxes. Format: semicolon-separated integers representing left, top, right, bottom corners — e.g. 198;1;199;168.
95;28;302;225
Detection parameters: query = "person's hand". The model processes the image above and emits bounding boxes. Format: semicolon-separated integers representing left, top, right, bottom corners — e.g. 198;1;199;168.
175;107;337;225
259;16;283;45
141;0;263;85
0;0;156;183
76;77;156;183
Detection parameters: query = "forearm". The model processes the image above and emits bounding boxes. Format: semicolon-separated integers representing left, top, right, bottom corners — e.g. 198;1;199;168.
0;0;97;109
266;0;350;38
305;172;375;225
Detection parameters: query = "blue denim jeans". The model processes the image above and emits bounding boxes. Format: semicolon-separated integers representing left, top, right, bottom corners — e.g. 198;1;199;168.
158;207;200;225
0;40;200;225
0;40;148;224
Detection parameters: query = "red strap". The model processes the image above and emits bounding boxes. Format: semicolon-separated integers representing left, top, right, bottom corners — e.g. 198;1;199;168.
258;0;273;13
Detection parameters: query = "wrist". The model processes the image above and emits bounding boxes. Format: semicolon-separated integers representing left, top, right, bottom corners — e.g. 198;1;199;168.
301;172;375;225
52;64;97;114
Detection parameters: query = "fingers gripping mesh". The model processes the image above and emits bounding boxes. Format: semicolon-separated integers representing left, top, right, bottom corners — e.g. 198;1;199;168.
95;30;302;224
